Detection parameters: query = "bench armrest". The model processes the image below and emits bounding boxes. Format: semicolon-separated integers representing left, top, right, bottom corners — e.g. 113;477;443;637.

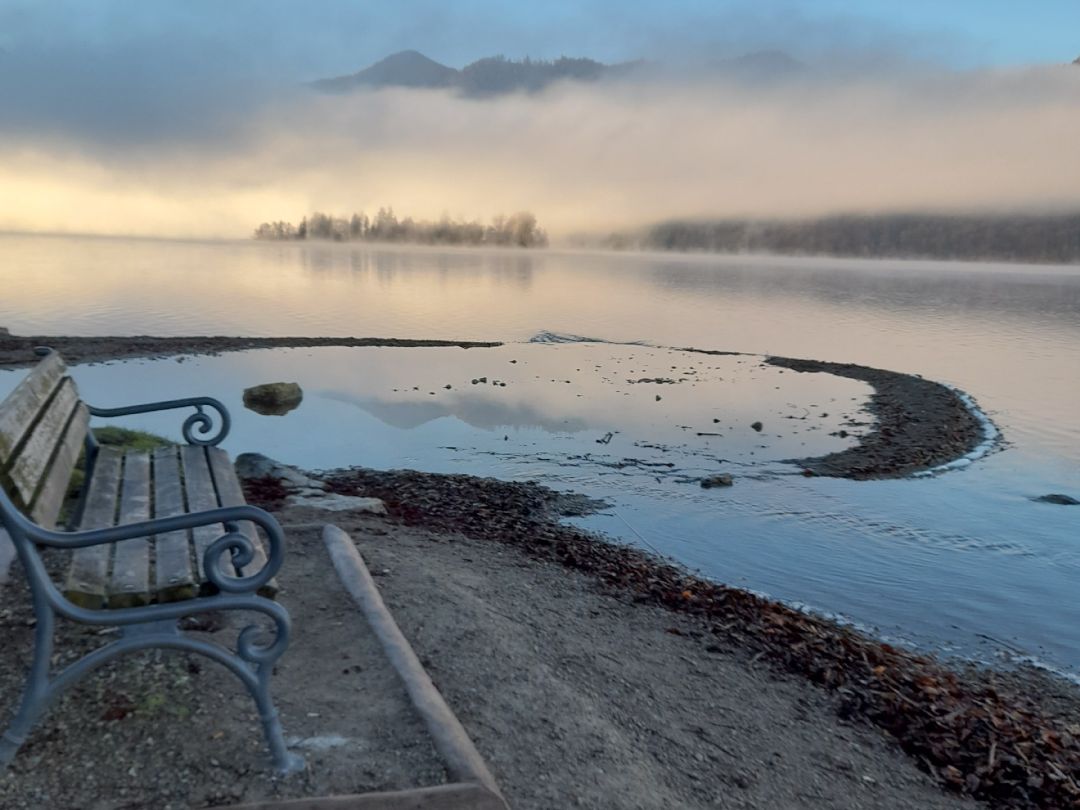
87;397;231;447
19;504;284;594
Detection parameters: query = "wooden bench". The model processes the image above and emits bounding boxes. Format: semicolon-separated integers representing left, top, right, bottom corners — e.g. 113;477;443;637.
0;349;302;774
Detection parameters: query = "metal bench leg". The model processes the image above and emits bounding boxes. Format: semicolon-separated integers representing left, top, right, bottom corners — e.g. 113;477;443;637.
250;666;304;775
0;605;54;770
2;590;303;775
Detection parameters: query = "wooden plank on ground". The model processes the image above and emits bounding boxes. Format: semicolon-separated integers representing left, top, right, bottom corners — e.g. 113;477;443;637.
6;377;79;505
0;352;66;465
107;451;151;608
30;403;89;529
151;446;196;602
206;446;276;598
65;446;122;609
181;444;223;594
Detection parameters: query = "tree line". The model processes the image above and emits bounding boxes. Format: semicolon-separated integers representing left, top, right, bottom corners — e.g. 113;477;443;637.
632;214;1080;264
254;209;548;248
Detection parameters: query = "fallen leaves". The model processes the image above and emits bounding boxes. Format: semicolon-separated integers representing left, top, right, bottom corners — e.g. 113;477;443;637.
319;466;1080;809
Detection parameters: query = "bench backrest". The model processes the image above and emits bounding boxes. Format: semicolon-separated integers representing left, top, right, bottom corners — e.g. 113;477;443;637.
0;352;89;529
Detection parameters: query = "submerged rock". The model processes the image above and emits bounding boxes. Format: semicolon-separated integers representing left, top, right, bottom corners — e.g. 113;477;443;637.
700;473;734;489
243;382;303;415
235;452;327;491
1033;493;1080;506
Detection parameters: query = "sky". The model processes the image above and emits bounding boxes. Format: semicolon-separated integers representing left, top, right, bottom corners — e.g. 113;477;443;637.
0;1;1078;238
1;0;1077;73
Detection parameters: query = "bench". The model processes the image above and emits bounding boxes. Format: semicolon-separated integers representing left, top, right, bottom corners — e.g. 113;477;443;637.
0;349;302;774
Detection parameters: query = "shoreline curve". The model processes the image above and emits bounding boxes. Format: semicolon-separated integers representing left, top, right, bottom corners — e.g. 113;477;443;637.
1;333;994;479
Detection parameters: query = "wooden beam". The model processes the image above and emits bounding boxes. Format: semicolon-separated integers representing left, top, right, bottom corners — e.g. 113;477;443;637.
323;525;506;805
231;782;508;810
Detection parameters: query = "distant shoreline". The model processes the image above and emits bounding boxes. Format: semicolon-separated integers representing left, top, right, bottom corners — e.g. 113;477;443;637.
5;229;1080;268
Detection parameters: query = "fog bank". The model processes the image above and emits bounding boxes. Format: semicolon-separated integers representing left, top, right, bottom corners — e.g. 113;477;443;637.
2;65;1079;239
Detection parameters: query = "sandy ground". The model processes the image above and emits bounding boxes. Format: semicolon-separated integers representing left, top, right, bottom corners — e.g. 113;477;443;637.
341;509;976;810
1;509;974;809
0;517;447;809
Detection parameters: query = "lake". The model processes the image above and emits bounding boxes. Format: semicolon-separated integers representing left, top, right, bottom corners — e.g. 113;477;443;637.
1;233;1079;677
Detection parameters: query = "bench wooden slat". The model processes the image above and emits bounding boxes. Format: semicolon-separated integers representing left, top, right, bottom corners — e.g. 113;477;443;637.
107;451;152;608
30;403;90;530
65;446;123;609
151;446;197;602
180;444;222;594
6;377;80;505
206;446;276;598
0;351;66;464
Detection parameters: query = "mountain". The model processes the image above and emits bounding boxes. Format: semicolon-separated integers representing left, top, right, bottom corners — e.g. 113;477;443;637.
310;49;809;96
311;50;640;96
311;50;458;93
458;55;609;96
707;50;804;82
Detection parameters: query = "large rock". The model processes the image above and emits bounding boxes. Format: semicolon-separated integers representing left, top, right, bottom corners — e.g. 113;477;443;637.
243;382;303;415
0;327;9;336
235;452;327;490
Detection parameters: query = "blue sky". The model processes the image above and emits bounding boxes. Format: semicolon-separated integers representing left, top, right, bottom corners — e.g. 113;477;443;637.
0;0;1075;80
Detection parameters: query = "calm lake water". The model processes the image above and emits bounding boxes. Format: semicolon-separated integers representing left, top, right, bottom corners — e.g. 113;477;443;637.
1;233;1079;677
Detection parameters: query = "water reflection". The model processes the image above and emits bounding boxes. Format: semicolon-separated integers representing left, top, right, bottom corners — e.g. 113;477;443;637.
243;399;303;416
1;234;1079;670
646;255;1080;326
325;391;591;433
298;242;535;289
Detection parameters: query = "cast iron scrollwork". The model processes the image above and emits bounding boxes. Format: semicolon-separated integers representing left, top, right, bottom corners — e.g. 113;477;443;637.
88;397;231;446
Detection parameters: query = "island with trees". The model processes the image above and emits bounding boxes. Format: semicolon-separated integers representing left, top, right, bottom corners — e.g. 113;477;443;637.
254;209;548;248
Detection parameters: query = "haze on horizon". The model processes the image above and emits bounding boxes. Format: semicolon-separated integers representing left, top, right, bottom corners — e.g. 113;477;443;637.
0;0;1078;240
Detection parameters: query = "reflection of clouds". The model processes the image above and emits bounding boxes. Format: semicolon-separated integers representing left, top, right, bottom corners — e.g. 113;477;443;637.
319;389;589;432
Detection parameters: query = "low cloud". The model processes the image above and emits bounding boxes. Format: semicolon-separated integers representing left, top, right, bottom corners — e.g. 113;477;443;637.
2;63;1079;238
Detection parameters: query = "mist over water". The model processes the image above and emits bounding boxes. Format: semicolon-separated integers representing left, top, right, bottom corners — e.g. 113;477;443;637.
2;235;1079;673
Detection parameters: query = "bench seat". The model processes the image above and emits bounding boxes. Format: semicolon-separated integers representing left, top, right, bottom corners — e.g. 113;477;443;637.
66;444;276;608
